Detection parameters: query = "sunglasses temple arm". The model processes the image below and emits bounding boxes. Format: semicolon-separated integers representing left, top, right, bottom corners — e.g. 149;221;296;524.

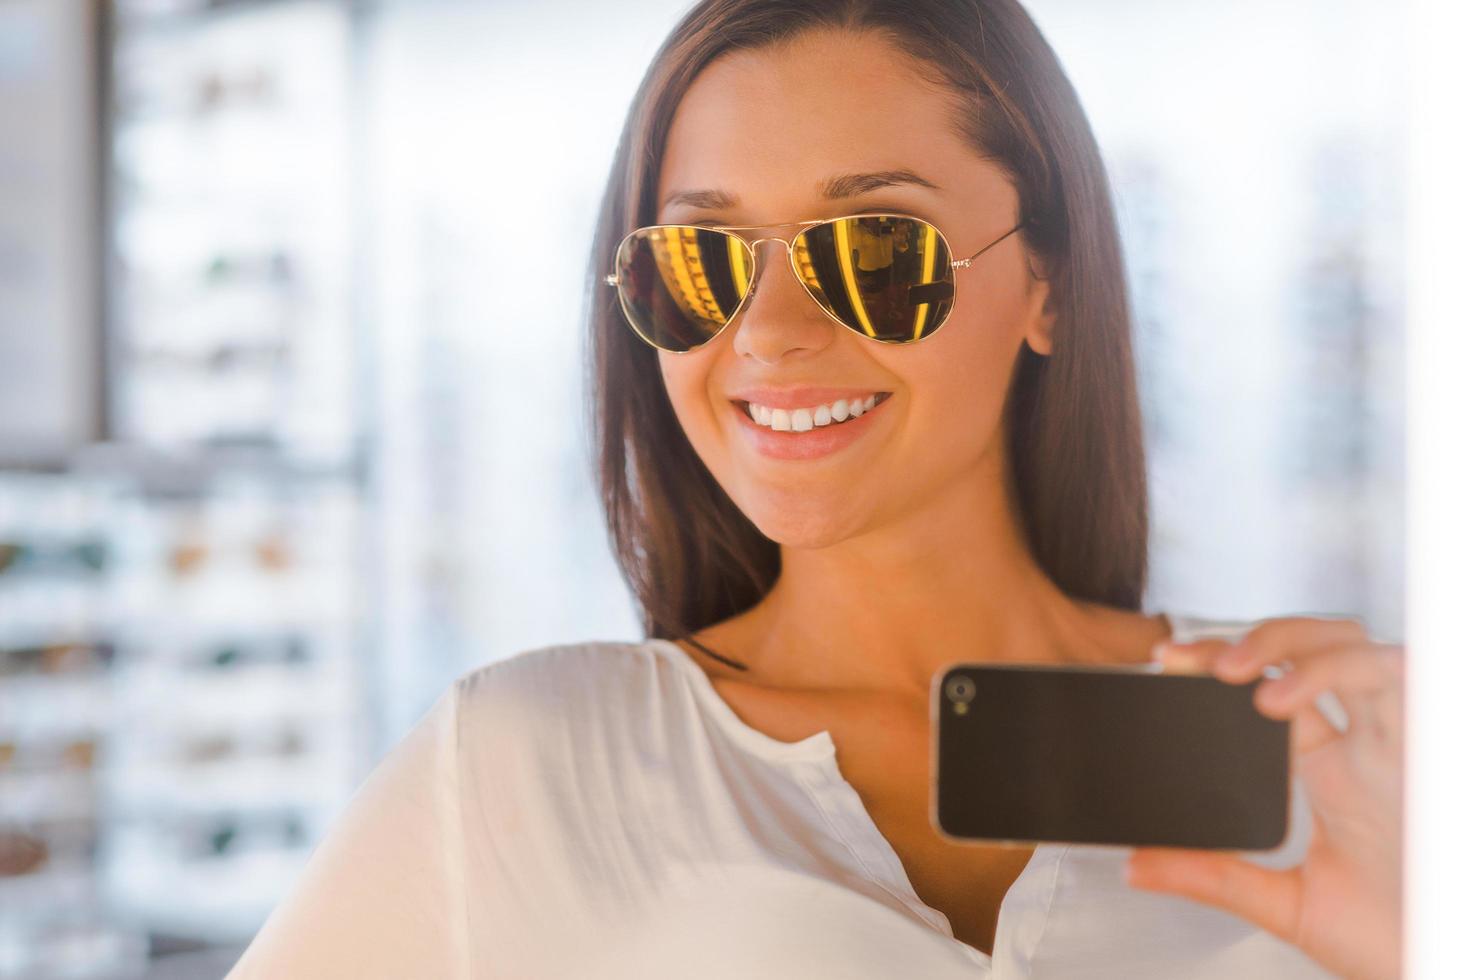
954;220;1028;267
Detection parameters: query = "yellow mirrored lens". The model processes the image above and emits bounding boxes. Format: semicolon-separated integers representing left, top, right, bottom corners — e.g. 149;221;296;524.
910;219;939;340
831;217;879;338
651;227;730;325
727;234;751;298
794;216;954;343
615;226;754;351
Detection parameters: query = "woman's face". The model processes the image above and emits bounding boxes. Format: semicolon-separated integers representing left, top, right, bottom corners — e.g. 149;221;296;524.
656;29;1054;549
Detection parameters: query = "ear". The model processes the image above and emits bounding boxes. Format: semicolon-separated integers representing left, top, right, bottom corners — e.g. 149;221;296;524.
1023;272;1057;357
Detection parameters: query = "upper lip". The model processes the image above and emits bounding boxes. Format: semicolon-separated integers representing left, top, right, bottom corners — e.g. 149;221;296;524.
729;386;891;410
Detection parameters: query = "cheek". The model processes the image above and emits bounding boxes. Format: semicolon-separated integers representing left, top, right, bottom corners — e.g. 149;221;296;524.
657;353;723;444
881;314;1025;480
906;312;1017;416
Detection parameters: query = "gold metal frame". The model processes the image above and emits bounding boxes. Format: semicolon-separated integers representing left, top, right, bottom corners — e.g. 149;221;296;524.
603;212;1028;353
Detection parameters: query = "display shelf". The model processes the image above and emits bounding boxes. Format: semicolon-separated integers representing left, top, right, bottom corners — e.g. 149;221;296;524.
0;865;96;906
106;0;353;458
0;771;99;824
0;673;114;741
0;470;366;968
102;827;315;944
4;7;363;956
90;8;364;955
89;478;364;949
0;471;127;979
106;759;347;820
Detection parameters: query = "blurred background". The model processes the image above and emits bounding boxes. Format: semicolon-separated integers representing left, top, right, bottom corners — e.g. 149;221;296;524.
0;0;1406;976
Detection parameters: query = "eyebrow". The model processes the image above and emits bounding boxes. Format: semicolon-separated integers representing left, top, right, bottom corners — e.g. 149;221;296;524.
659;168;941;211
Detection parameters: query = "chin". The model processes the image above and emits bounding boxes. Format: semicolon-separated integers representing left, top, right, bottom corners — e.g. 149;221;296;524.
740;494;864;551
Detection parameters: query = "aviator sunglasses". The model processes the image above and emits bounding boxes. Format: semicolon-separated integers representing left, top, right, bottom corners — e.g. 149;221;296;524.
604;212;1027;353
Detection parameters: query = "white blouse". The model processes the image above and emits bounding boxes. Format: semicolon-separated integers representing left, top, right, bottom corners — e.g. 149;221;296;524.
227;611;1338;978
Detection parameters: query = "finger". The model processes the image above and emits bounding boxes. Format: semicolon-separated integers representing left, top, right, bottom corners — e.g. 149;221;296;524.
1145;637;1286;675
1151;637;1236;675
1125;847;1303;946
1213;615;1371;683
1154;635;1317;682
1289;697;1344;756
1253;644;1404;735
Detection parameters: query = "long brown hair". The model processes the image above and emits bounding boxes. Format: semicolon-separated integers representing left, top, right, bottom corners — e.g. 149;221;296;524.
583;0;1150;643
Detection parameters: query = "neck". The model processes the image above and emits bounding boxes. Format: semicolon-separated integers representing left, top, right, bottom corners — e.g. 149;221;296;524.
724;456;1161;696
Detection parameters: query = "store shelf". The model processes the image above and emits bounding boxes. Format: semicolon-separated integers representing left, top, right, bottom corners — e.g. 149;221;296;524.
1;4;366;972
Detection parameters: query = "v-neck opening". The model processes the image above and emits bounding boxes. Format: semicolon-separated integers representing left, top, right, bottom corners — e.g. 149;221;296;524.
646;610;1178;970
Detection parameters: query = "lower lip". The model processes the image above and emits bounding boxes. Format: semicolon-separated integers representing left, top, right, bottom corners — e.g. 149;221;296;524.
732;396;892;461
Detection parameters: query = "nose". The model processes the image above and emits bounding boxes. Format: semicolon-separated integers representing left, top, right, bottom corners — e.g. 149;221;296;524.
730;239;837;364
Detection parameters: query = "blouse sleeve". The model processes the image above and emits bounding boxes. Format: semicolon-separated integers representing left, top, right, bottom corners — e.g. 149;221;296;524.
226;684;470;980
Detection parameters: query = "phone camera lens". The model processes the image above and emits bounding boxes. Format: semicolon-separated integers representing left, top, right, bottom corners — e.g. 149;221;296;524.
945;675;975;704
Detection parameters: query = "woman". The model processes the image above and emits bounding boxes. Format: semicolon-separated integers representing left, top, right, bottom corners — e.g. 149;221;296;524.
228;1;1403;977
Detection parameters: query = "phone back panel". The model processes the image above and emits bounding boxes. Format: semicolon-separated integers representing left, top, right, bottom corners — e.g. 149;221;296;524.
933;665;1290;850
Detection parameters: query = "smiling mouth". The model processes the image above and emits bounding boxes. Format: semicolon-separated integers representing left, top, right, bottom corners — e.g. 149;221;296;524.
736;392;893;431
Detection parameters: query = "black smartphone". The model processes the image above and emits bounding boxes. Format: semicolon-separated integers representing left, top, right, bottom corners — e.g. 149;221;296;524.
930;663;1291;850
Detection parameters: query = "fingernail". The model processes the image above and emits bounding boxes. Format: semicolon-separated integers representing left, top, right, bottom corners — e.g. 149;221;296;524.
1150;643;1171;662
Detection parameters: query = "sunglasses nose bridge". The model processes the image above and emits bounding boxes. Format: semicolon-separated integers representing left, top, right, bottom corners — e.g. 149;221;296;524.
744;234;794;258
727;235;842;348
737;235;797;297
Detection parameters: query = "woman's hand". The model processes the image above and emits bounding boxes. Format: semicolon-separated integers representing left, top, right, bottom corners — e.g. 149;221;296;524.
1124;616;1404;980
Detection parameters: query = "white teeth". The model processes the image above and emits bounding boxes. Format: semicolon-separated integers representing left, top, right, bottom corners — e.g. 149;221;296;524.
745;393;887;430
